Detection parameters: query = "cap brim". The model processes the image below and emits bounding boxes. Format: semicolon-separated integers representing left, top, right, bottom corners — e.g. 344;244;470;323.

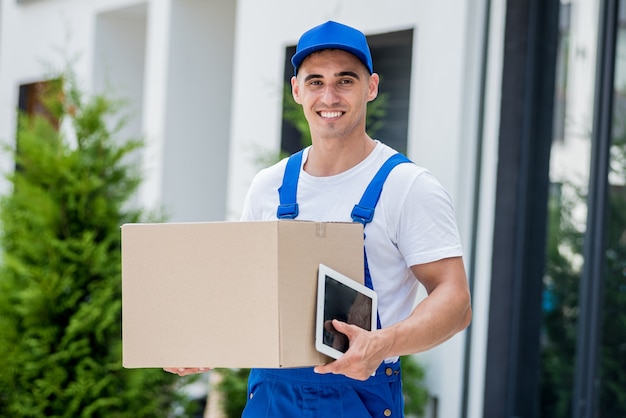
291;43;373;74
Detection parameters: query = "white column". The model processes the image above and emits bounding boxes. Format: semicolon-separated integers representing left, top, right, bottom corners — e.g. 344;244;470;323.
139;0;172;211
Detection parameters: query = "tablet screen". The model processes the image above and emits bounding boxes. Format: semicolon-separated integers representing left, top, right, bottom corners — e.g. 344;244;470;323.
322;274;373;352
316;264;377;359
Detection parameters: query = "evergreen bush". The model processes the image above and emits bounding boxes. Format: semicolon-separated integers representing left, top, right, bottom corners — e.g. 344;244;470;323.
0;72;197;417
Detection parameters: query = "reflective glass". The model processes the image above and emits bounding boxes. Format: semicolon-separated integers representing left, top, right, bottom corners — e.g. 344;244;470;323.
541;1;598;416
599;1;626;414
542;1;626;416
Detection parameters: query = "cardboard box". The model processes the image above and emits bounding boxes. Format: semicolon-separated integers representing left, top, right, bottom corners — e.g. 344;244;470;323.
122;220;364;369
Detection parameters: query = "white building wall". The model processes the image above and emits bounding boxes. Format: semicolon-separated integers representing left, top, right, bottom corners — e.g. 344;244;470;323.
159;0;235;222
464;1;507;417
0;0;235;221
0;0;131;195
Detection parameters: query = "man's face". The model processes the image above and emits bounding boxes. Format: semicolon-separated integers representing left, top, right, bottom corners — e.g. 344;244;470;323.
291;49;379;142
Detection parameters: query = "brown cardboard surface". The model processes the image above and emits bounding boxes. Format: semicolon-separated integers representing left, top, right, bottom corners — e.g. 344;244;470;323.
122;220;363;368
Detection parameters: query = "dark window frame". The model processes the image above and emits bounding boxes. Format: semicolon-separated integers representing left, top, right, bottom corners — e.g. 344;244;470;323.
484;0;561;416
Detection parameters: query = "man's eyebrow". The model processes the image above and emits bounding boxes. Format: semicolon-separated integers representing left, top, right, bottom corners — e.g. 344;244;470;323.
303;71;361;83
304;74;323;83
337;71;360;79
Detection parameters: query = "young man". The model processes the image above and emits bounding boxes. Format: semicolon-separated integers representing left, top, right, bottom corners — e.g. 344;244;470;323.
168;21;471;417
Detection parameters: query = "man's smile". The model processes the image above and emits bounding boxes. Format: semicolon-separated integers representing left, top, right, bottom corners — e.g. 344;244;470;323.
319;111;344;119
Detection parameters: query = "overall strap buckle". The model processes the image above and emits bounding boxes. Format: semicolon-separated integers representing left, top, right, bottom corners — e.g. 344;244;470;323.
276;150;304;219
351;153;412;225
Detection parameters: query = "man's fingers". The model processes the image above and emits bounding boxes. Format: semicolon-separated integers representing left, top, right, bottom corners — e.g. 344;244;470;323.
163;367;210;376
332;319;360;337
313;363;332;374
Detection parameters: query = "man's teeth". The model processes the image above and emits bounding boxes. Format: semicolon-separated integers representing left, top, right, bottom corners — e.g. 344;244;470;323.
320;111;342;118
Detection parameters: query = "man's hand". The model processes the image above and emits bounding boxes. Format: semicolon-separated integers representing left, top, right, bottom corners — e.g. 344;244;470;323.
314;319;387;381
163;367;210;376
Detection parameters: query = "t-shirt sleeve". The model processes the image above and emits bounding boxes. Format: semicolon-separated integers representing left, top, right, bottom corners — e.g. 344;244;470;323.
240;160;287;221
240;175;260;221
396;170;463;267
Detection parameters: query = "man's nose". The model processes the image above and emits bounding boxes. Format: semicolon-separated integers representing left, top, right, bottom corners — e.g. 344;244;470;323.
320;85;340;105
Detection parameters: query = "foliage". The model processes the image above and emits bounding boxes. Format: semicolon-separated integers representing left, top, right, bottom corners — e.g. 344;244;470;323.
215;368;249;418
282;83;314;148
0;71;198;417
540;181;581;417
401;355;429;417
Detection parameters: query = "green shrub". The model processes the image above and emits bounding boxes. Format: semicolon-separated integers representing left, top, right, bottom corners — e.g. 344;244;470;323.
0;72;197;417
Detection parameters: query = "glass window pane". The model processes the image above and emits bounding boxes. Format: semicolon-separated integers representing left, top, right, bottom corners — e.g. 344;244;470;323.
600;1;626;414
541;0;599;416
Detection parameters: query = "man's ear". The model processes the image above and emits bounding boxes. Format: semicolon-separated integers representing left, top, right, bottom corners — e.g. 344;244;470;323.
367;73;380;102
291;76;302;104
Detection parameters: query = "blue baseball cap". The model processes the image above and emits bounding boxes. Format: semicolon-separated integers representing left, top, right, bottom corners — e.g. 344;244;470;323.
291;21;373;75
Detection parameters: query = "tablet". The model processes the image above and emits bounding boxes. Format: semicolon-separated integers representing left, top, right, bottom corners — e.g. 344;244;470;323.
315;263;378;359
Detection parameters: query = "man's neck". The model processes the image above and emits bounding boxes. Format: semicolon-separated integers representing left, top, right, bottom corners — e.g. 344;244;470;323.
304;135;376;177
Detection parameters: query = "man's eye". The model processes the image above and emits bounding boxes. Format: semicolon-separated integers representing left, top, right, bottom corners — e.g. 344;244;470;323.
339;79;353;85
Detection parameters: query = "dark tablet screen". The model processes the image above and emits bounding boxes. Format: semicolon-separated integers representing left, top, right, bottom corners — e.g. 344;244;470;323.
322;274;373;353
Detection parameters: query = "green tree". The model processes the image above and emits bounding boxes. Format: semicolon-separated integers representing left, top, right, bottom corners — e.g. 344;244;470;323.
0;73;197;417
540;181;581;417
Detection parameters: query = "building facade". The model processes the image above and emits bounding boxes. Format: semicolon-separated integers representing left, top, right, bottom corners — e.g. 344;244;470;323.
1;0;623;417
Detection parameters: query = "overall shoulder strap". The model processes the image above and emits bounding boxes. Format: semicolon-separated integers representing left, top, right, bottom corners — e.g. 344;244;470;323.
351;153;412;225
276;150;304;219
356;153;412;328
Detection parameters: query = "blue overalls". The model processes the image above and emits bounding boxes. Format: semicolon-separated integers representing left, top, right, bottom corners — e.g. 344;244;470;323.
243;150;412;418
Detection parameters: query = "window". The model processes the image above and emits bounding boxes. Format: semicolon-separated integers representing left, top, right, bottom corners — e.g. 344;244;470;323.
18;80;60;129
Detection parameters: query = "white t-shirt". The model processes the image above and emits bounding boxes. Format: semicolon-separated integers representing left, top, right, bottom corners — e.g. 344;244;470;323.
241;141;463;330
